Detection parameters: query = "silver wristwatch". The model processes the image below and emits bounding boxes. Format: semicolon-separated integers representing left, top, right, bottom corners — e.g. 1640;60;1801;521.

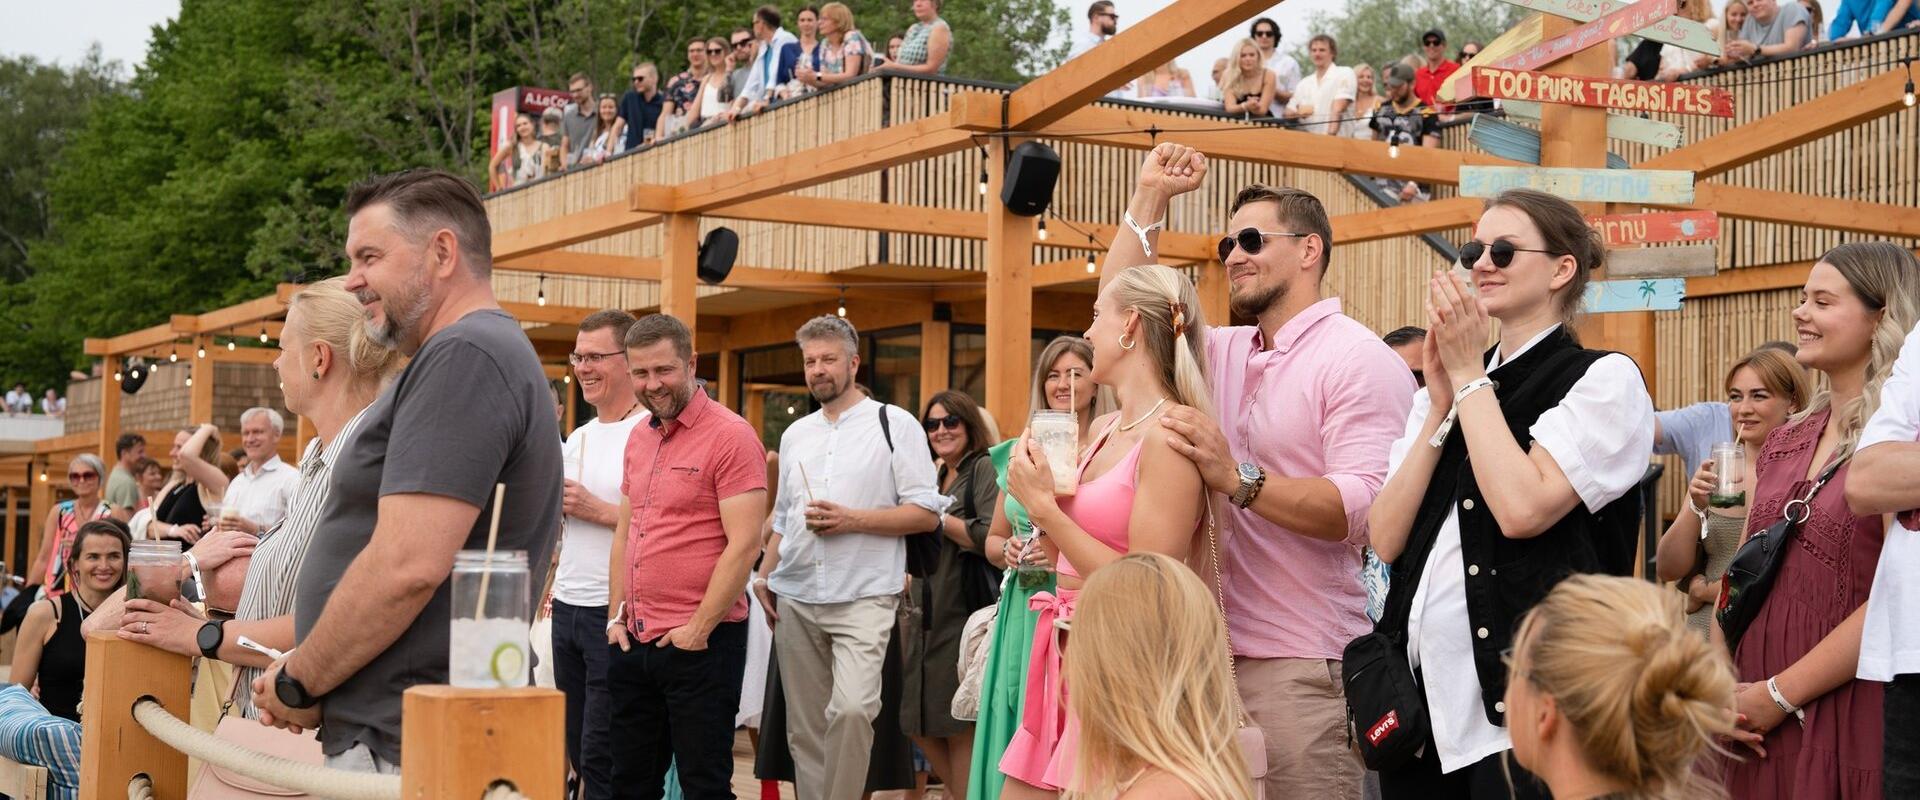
1230;462;1267;509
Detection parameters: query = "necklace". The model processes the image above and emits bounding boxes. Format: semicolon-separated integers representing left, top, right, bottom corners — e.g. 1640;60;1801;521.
1118;397;1169;431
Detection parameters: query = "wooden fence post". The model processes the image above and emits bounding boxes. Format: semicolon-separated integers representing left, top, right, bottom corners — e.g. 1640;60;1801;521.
401;686;565;800
78;635;192;800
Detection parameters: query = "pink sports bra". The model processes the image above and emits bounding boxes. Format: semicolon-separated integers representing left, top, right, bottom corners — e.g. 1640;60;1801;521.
1053;422;1144;581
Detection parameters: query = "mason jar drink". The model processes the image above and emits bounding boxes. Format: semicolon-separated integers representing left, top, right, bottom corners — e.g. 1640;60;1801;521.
1709;442;1747;508
449;550;530;688
126;540;184;605
1029;410;1080;496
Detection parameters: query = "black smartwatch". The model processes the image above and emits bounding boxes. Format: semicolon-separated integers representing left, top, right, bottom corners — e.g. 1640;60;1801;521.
275;667;320;709
196;619;226;659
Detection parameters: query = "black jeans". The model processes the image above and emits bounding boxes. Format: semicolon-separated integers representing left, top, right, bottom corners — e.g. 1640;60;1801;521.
1378;726;1548;800
1888;674;1920;798
552;601;614;800
608;619;748;800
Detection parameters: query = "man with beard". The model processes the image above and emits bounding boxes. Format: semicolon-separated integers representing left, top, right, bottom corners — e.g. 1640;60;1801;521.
1099;143;1415;800
1069;1;1130;97
255;168;564;773
751;316;946;800
604;313;766;799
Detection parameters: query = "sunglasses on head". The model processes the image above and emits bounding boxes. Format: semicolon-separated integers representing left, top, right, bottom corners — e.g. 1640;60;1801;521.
1217;228;1310;262
1458;239;1565;269
923;415;964;432
69;471;98;482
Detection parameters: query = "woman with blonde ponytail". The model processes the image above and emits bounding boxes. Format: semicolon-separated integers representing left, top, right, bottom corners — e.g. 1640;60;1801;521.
1722;241;1920;799
1066;553;1254;800
998;264;1215;798
105;277;403;719
1505;575;1736;800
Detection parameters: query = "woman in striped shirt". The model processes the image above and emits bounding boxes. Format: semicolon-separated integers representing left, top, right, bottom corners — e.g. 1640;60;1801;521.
100;277;402;717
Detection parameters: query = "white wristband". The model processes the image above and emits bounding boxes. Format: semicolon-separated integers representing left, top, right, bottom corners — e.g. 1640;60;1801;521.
1123;210;1166;259
606;608;625;633
1767;676;1805;725
1452;377;1496;406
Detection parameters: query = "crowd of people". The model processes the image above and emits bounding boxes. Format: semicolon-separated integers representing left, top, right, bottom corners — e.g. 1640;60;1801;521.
4;383;64;416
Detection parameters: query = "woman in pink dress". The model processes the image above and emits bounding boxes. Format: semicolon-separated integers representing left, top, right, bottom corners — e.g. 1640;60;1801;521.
997;264;1216;799
1725;242;1920;799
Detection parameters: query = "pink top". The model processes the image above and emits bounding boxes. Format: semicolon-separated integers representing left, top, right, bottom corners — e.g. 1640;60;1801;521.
1209;298;1417;660
1053;424;1144;581
619;389;768;642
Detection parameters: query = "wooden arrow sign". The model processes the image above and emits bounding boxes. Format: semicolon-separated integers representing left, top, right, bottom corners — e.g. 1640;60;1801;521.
1497;0;1722;56
1439;14;1545;102
1469;115;1632;168
1487;0;1676;76
1459;165;1696;204
1502;99;1682;148
1586;210;1719;246
1606;244;1718;278
1585;278;1687;312
1472;67;1735;117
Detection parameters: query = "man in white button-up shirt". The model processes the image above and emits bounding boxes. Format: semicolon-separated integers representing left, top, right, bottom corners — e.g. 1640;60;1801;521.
752;315;947;800
217;407;300;534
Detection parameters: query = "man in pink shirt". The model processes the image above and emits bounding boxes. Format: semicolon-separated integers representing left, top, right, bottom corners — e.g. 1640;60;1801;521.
1102;143;1415;799
606;314;769;800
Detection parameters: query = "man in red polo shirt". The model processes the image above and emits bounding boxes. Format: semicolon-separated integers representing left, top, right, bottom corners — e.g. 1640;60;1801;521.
1412;28;1459;109
605;313;768;800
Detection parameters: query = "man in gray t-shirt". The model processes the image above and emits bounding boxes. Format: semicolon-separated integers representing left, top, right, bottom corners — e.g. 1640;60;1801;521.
1726;0;1810;62
560;73;597;168
255;170;563;772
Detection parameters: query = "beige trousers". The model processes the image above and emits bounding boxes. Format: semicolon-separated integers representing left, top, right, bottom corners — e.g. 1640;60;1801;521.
1236;655;1364;800
776;595;898;800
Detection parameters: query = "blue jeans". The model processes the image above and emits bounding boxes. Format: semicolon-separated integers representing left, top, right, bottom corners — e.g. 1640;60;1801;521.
552;600;614;800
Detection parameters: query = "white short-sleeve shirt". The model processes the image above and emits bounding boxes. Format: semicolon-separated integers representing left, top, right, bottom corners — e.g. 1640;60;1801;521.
1289;65;1357;131
1388;325;1655;772
554;409;648;608
1857;320;1920;680
224;455;302;531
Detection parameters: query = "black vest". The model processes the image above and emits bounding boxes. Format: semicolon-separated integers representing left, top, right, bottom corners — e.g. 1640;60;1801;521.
1381;328;1643;724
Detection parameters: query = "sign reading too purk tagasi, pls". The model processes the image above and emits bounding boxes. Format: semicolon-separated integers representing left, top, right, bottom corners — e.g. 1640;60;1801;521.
1471;67;1736;117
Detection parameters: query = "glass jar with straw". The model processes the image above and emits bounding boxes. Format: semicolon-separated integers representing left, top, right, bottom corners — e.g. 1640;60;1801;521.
449;483;531;688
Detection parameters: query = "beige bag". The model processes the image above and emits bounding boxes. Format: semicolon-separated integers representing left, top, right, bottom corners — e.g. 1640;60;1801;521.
187;660;323;799
1206;507;1268;798
950;603;998;721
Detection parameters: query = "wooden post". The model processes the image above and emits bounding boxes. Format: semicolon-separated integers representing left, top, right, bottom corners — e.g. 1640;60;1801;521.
985;139;1036;429
1196;260;1230;328
1534;15;1658;392
98;356;122;465
744;390;766;438
78;635;192;800
718;349;740;411
27;460;50;580
401;686;567;800
189;338;214;425
921;321;951;413
660;214;700;332
3;488;17;583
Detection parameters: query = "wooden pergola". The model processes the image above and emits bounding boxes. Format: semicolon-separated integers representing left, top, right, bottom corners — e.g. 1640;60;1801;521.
481;0;1920;430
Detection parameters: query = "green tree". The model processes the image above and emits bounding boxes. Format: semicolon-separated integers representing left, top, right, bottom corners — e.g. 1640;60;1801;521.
1287;0;1524;80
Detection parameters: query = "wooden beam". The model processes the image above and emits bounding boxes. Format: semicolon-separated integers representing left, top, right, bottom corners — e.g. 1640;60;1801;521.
1637;69;1915;178
189;337;214;423
97;356;121;466
83;322;177;357
494;200;661;262
718;349;740;411
628;187;988;240
1683;249;1920;298
920;321;951;416
499;252;661;280
1331;197;1482;244
1681;183;1920;239
673;105;980;214
191;293;288;335
500;301;604;327
1606;244;1718;278
660;214;700;330
985;138;1036;429
1004;0;1277;129
205;346;282;365
715;298;934;352
1196;260;1230;328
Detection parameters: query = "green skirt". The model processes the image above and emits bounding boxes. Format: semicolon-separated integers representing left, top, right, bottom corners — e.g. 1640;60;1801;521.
965;569;1055;800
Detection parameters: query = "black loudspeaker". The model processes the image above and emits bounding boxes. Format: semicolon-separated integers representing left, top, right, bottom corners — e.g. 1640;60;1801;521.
698;227;739;284
1000;141;1060;217
120;358;150;395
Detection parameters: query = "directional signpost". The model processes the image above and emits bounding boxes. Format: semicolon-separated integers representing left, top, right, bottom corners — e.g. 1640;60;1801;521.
1459;165;1696;204
1488;0;1676;75
1605;244;1719;278
1471;67;1736;116
1586;210;1719;246
1502;99;1683;148
1585;278;1687;312
1470;115;1632;167
1496;0;1722;56
1438;15;1546;102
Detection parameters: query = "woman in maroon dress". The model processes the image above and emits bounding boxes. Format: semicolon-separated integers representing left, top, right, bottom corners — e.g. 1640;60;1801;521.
1726;243;1920;799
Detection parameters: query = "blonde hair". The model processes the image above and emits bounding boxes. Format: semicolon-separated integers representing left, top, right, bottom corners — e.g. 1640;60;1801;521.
1509;575;1736;800
1065;554;1253;800
1109;265;1213;414
1723;346;1810;415
1218;38;1264;98
819;2;855;37
1798;242;1920;456
1029;336;1116;426
288;277;404;390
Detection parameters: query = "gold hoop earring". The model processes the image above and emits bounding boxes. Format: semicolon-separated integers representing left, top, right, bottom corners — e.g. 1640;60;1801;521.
1119;333;1135;351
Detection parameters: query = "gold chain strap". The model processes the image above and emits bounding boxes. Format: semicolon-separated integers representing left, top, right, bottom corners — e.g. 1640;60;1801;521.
1204;502;1253;727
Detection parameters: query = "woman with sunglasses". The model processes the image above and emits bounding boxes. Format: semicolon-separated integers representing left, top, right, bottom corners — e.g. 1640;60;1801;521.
902;390;1001;800
696;36;739;128
1367;188;1655;799
24;454;114;599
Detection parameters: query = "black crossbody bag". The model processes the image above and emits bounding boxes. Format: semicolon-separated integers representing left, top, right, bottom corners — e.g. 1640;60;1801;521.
1342;515;1444;770
1718;455;1847;650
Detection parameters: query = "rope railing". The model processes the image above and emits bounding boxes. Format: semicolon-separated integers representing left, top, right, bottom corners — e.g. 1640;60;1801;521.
129;698;402;800
127;774;153;800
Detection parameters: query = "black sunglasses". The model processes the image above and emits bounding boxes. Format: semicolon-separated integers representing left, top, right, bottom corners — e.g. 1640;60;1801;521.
1458;239;1565;269
707;47;724;54
923;415;964;432
1423;39;1444;46
1217;228;1310;262
732;40;753;48
1253;29;1278;38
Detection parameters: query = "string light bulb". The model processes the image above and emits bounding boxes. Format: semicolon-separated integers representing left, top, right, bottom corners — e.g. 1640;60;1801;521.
38;466;47;482
185;376;194;387
1388;132;1400;159
130;367;141;381
112;369;122;382
227;339;236;351
169;345;179;363
260;323;270;343
537;274;548;307
563;374;571;385
1037;219;1049;241
1085;234;1097;273
836;288;848;318
196;344;207;359
1905;77;1916;107
976;146;989;196
786;405;797;415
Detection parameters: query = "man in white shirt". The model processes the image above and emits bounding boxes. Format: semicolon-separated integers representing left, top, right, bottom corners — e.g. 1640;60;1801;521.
1068;1;1130;97
1286;34;1356;136
1249;17;1300;106
4;384;30;415
553;310;646;800
730;5;799;118
751;316;947;800
218;407;300;534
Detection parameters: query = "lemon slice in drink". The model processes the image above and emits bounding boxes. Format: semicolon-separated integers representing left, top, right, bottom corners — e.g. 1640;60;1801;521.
489;641;526;686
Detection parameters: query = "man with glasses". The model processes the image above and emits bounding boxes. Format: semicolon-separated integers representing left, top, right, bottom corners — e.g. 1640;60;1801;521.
1413;28;1458;108
1248;17;1300;106
618;62;663;151
1100;143;1414;800
660;40;709;140
551;310;647;800
726;29;757;119
560;72;598;169
730;5;799;120
1070;1;1132;96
